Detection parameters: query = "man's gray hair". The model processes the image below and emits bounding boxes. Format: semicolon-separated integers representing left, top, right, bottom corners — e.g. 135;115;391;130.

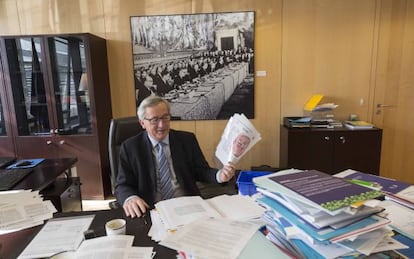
137;95;170;120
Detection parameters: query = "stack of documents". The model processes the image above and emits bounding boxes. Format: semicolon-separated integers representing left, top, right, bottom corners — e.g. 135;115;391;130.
19;215;154;259
336;169;414;240
149;195;268;258
252;169;408;258
149;195;265;241
0;189;56;235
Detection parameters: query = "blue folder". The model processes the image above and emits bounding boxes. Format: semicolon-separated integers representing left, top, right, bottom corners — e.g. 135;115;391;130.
7;158;45;169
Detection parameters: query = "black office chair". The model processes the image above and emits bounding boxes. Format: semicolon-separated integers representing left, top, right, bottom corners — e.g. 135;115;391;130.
107;116;237;207
108;116;143;208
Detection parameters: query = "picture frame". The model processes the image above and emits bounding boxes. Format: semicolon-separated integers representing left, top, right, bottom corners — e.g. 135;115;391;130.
130;11;255;120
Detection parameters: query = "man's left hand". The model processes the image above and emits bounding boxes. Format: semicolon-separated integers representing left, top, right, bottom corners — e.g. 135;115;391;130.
219;163;236;182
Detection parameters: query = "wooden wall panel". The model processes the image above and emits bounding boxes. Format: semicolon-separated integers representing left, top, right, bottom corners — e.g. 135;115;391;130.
0;0;20;34
1;0;413;178
15;0;106;36
281;0;377;121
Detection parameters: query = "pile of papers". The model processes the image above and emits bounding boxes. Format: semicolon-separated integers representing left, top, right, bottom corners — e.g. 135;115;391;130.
19;215;95;258
54;235;154;259
336;169;414;240
0;189;56;235
18;214;154;259
252;169;408;258
215;113;261;164
303;94;341;128
148;195;267;258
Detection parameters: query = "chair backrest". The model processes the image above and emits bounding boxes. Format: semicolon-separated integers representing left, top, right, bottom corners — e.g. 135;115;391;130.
108;116;143;194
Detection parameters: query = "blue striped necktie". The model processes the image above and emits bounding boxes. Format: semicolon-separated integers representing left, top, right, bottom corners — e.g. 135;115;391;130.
157;142;174;200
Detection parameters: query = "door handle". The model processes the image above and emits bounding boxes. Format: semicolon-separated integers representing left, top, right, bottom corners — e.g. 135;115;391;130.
377;104;396;108
339;136;346;144
376;104;396;115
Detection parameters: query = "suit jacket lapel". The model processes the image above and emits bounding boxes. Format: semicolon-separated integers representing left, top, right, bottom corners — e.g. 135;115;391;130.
143;131;157;190
169;131;182;174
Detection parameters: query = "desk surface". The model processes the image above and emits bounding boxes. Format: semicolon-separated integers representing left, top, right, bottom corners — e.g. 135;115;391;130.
12;157;77;191
0;208;176;259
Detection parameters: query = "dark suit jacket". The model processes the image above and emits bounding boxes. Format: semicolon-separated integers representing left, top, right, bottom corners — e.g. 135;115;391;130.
115;129;218;207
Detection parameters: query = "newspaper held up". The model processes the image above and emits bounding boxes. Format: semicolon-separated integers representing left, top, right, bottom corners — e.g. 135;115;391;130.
215;113;261;165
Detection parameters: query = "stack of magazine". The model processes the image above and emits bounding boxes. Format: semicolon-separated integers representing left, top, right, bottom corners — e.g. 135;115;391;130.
252;169;408;258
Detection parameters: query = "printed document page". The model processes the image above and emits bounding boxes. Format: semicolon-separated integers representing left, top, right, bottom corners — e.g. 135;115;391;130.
155;196;221;230
18;215;95;259
160;217;257;259
207;194;265;221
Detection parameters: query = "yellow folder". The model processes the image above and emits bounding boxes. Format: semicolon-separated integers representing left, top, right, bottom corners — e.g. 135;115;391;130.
304;94;324;111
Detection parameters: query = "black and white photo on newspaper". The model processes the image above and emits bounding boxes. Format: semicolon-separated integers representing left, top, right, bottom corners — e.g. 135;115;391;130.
215;113;261;164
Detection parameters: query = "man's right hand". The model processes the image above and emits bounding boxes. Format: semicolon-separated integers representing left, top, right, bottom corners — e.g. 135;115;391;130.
123;196;149;218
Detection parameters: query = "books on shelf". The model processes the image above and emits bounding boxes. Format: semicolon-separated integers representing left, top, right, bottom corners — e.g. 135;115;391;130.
344;120;375;129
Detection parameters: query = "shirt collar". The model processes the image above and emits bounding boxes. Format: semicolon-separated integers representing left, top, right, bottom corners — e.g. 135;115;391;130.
147;133;170;148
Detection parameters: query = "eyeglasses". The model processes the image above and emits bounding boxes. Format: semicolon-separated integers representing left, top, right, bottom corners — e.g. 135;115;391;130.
144;114;171;125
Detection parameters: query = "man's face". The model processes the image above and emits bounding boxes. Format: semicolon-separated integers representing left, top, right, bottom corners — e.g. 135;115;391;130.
232;134;251;158
144;76;153;87
140;102;170;141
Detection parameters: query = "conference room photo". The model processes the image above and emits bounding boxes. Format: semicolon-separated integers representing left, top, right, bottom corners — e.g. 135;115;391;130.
0;1;413;258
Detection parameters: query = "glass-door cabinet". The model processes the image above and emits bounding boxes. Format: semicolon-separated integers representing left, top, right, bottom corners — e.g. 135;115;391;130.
0;33;112;199
0;57;15;156
48;36;91;135
3;37;51;137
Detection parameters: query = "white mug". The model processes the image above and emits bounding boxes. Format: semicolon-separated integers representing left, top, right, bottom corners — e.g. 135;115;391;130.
105;219;126;236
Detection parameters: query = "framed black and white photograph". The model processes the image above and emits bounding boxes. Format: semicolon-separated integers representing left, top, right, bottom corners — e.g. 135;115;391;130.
130;11;255;120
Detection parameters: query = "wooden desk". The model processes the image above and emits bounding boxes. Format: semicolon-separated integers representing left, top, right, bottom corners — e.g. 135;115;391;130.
12;157;78;191
12;157;81;212
0;209;176;259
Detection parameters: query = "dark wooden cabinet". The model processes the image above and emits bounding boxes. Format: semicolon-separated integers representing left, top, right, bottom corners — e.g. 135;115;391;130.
280;125;382;175
0;33;112;199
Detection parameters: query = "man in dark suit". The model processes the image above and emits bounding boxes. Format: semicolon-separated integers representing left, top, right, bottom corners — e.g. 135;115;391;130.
115;95;236;218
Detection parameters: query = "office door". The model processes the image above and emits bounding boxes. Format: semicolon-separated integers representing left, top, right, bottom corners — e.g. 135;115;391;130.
372;0;414;183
